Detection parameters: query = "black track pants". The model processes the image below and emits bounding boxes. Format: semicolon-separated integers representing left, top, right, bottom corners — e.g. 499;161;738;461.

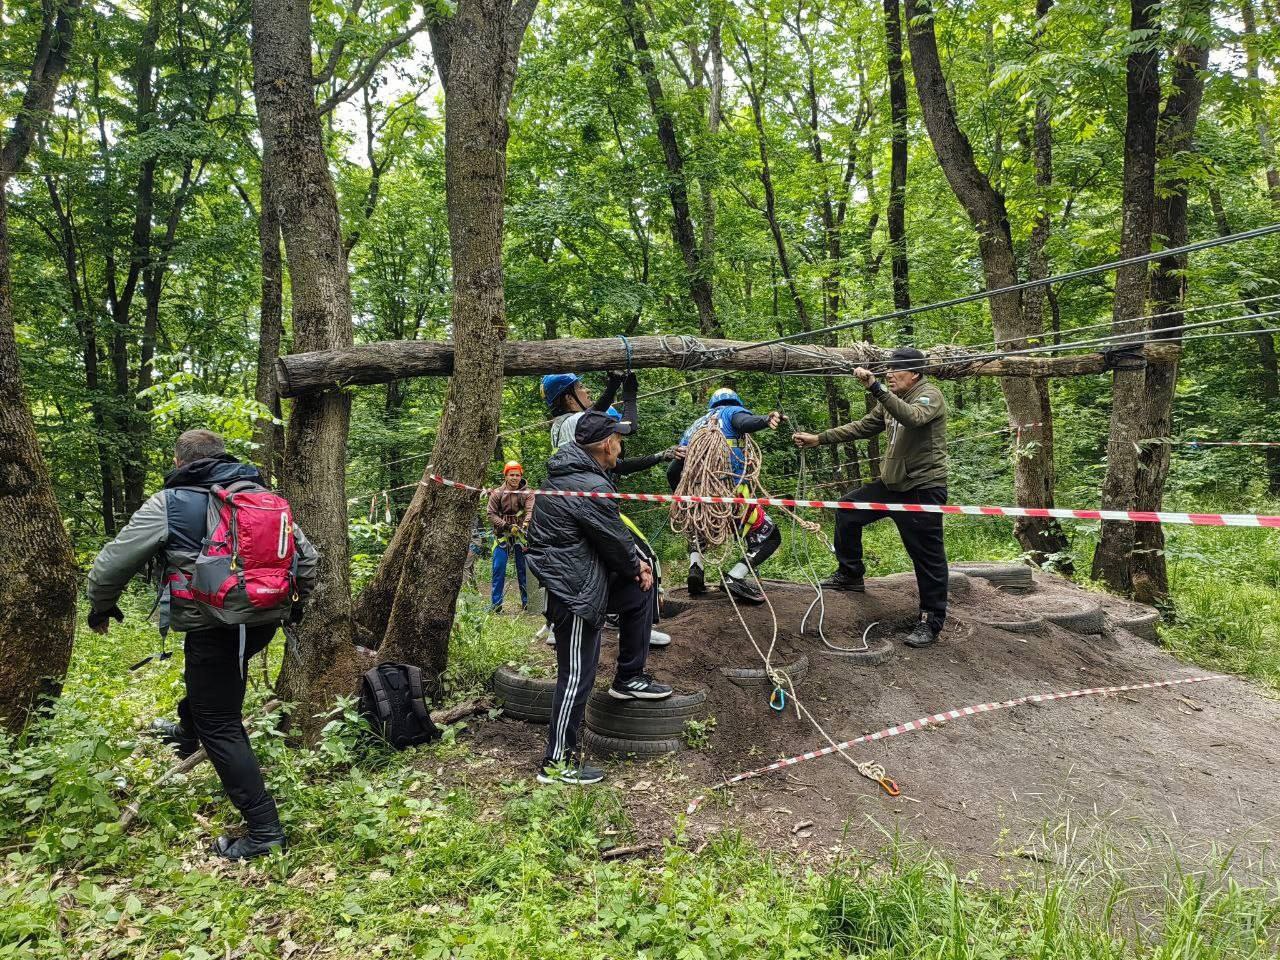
833;479;949;632
177;624;276;814
543;593;602;767
608;573;655;682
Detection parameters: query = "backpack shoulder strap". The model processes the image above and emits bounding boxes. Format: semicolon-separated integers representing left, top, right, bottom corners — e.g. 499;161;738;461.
362;667;394;722
402;665;432;723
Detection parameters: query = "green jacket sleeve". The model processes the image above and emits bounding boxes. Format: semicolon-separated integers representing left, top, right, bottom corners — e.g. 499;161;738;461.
870;382;945;427
86;492;168;614
818;406;886;444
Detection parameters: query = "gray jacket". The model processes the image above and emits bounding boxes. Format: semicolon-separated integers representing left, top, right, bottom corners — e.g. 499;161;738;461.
87;457;319;632
526;442;640;629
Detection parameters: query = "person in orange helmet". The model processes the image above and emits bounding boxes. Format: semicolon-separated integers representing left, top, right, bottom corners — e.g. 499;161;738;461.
488;461;535;611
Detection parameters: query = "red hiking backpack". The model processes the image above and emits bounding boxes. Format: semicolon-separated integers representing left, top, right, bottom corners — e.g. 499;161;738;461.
190;480;298;627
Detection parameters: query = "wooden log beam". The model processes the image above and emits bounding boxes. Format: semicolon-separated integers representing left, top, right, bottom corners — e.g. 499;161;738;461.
275;335;1181;398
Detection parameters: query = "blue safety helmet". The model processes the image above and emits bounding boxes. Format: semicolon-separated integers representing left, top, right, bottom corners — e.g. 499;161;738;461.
708;388;742;410
605;405;636;435
605;406;622;422
541;373;583;408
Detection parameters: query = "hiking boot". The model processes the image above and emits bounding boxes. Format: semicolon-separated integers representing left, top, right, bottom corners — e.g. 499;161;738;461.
609;673;674;700
725;575;765;605
213;799;286;861
904;616;939;649
537;763;605;786
688;564;706;596
149;718;198;759
820;573;865;593
648;628;672;648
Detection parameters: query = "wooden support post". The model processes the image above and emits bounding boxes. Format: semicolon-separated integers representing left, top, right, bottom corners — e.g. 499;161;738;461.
275;336;1181;397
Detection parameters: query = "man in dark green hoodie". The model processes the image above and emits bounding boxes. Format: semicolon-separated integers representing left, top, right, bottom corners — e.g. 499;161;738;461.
794;348;948;648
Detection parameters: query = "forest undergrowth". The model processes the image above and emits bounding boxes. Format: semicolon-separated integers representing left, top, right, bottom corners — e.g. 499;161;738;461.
4;513;1278;959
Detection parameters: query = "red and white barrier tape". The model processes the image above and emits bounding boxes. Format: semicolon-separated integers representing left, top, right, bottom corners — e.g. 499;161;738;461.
684;673;1226;814
425;475;1280;528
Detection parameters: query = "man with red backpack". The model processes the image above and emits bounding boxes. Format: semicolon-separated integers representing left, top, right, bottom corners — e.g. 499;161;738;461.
87;429;318;860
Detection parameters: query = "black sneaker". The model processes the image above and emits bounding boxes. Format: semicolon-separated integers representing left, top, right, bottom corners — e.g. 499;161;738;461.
904;617;939;648
725;576;765;605
537;764;605;785
149;718;199;759
821;573;865;593
609;673;674;700
688;564;707;596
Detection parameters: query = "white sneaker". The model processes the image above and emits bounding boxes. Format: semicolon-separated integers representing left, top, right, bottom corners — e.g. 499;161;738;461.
535;623;553;645
649;629;672;648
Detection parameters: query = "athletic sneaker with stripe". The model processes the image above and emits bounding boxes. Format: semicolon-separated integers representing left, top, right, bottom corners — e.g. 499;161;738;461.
609;673;673;700
537;763;605;785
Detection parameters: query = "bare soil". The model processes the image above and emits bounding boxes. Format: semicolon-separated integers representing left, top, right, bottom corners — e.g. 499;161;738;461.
464;571;1280;879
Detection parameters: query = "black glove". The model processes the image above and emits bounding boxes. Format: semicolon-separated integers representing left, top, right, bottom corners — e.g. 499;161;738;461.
88;605;124;630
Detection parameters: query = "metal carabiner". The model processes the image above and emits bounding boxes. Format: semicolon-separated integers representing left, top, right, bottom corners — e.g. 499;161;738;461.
769;686;786;712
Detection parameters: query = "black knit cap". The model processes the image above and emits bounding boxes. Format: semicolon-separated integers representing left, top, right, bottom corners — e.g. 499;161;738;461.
887;347;926;371
574;410;623;446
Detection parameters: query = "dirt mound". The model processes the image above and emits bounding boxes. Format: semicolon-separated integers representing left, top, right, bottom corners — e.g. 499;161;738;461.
467;570;1280;879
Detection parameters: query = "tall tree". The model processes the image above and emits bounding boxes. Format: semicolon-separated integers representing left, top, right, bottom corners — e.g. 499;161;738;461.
251;0;361;729
0;0;82;733
903;0;1069;564
1130;0;1210;602
620;0;720;336
1091;0;1162;591
373;0;539;685
883;0;910;323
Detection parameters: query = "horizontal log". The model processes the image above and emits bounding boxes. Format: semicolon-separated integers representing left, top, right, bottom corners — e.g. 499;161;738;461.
275;335;1182;398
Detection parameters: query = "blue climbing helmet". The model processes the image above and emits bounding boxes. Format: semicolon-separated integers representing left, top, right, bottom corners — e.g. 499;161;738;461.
541;373;582;409
605;407;622;422
708;387;742;410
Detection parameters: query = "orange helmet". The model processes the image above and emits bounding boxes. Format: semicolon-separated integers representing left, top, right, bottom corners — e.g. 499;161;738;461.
503;460;523;475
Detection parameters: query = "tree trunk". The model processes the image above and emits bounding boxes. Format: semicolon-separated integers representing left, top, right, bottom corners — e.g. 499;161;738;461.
373;0;538;687
620;0;719;336
0;0;82;733
904;0;1069;563
1130;2;1209;603
1242;0;1280;206
884;0;911;323
1092;0;1162;591
253;165;286;486
251;0;358;733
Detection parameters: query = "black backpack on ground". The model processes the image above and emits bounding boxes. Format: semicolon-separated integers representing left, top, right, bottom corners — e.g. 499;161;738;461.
359;663;441;749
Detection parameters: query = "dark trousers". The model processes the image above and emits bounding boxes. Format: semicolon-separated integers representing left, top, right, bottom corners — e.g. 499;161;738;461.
608;573;655;681
177;624;276;815
834;479;949;632
543;593;602;766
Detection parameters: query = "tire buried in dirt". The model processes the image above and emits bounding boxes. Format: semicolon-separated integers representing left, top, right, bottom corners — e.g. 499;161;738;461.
1114;609;1160;641
819;636;895;665
584;731;684;758
720;654;810;687
1031;597;1105;635
492;665;555;724
585;688;708;740
950;562;1034;592
984;614;1045;634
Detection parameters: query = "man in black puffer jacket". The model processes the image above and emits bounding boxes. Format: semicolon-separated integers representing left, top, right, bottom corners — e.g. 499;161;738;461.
526;411;673;785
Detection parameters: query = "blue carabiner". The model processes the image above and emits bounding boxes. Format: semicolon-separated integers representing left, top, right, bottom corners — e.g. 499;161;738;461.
770;686;786;712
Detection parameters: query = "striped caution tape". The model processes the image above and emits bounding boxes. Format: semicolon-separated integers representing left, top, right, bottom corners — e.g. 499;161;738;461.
684;673;1227;814
425;475;1280;528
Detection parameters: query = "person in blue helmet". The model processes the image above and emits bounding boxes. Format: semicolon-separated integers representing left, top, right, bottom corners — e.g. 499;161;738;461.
668;387;782;604
542;371;633;450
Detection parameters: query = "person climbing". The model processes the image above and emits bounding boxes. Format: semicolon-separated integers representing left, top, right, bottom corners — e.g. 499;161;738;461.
793;347;949;648
669;387;782;605
603;405;684;649
488;460;535;612
526;411;673;785
542;370;631;450
86;429;319;860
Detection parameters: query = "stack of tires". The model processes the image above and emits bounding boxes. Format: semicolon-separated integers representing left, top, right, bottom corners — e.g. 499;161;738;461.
492;666;710;760
584;688;708;758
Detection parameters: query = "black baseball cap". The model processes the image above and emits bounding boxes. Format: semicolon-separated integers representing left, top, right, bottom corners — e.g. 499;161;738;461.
574;410;624;445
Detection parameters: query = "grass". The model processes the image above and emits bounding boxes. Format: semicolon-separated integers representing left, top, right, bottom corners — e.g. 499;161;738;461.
4;499;1279;958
